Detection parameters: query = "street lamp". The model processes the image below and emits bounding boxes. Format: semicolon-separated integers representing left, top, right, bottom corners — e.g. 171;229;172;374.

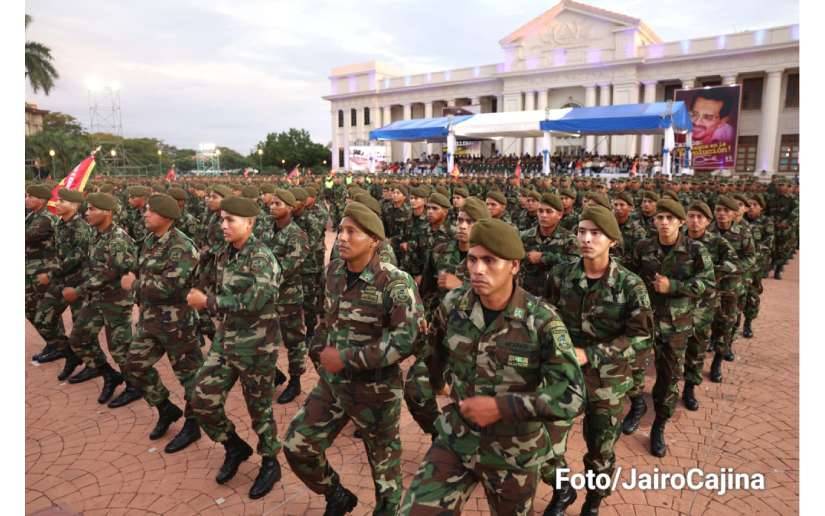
215;148;221;171
257;148;263;171
49;149;56;178
157;149;163;175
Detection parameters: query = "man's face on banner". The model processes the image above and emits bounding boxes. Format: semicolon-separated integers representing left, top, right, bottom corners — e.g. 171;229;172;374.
691;97;726;142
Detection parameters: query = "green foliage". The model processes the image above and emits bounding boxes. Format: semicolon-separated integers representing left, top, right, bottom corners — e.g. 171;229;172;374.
251;128;329;171
25;15;59;95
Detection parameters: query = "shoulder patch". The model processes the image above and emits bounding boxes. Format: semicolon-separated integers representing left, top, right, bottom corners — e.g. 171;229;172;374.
388;282;412;305
250;256;269;274
549;319;573;352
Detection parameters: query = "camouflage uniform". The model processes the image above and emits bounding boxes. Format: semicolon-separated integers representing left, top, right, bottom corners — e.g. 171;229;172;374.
268;219;309;377
123;206;148;244
295;206;326;336
768;191;799;270
542;258;652;499
284;254;422;516
125;228;204;417
25;207;59;325
743;214;775;322
614;217;648;265
626;233;714;419
190;234;283;458
175;209;202;247
709;221;756;354
69;224;137;372
400;285;585;516
518;224;578;296
383;202;411;258
401;210;430;276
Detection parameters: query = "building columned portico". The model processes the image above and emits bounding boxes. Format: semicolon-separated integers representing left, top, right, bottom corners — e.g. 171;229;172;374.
324;0;799;175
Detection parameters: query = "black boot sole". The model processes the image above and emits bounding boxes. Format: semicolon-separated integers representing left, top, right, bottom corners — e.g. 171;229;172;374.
57;359;82;382
67;368;102;384
108;389;143;408
216;446;253;484
164;430;201;454
249;465;282;499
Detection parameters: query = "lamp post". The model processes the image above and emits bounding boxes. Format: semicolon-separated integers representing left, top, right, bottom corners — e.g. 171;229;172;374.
49;149;56;178
157;149;163;176
257;148;263;172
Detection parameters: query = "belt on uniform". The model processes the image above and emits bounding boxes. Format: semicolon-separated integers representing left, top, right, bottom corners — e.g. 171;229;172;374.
342;364;400;382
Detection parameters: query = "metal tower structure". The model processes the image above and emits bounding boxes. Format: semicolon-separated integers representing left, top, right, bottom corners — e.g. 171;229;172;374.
86;79;131;175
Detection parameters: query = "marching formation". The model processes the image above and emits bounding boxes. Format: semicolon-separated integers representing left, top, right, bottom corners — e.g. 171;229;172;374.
25;170;799;515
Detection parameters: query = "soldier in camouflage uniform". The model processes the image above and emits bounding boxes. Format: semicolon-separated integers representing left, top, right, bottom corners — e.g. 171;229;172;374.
400;186;432;280
26;184;62;362
447;186;468;234
124;186;150;243
306;185;330;323
267;189;310;404
769;177;798;279
623;199;713;457
168;187;202;245
542;206;653;516
330;193;398;266
401;219;585;516
519;192;579;297
187;196;284;500
558;188;579;232
611;192;647;265
682;201;737;411
285;202;423;516
742;194;775;338
293;187;326;339
62;193;138;406
118;194;205;454
384;184;412;260
485;190;512;225
634;191;659;239
514;189;539;231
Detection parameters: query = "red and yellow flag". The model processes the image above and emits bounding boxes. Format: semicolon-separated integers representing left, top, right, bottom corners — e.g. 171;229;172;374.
165;167;176;182
47;152;96;213
450;162;461;178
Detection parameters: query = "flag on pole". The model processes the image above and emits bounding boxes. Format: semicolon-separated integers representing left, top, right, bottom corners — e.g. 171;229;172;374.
165;167;176;182
243;168;249;178
288;164;301;179
47;150;98;213
514;160;522;180
450;162;461;178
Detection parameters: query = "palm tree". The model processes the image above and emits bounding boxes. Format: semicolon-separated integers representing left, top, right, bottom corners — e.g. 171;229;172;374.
25;15;59;95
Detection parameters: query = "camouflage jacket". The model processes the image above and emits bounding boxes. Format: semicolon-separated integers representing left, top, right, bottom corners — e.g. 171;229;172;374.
175;210;202;248
383;202;411;243
745;215;775;272
687;229;738;303
420;239;468;314
519;224;579;295
309;253;423;383
632;213;658;239
25;208;58;278
428;284;585;428
402;210;430;276
546;258;653;363
514;209;537;231
614;217;648;264
267;219;308;306
625;232;714;337
768;193;798;228
75;224;137;303
559;210;579;232
295;209;326;273
709;221;757;277
49;213;93;289
252;206;273;242
202;210;224;254
123;206;148;244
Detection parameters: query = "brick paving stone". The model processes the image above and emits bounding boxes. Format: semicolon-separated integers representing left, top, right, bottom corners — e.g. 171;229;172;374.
25;234;799;515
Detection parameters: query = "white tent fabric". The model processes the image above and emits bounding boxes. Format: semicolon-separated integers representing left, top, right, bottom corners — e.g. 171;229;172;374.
452;109;573;139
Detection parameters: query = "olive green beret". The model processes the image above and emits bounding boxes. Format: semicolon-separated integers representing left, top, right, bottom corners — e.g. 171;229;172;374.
127;185;151;198
687;200;713;220
274;188;297;207
539;193;563;212
343;201;385;240
167;187;187;201
750;193;767;209
469;218;525;260
428;192;451;209
98;183;115;193
291;187;308;202
461;197;490;222
410;185;430;199
580;205;622;242
585;191;611;210
26;184;52;200
731;193;749;206
435;186;450;198
453;187;469;198
220;196;259;217
559;187;577;200
486;190;507;205
241;185;261;199
392;184;409;196
715;195;739;211
615;192;634;206
661;191;680;202
211;185;233;198
87;193;117;211
147;194;181;220
526;189;542;202
305;186;318;197
259;183;276;194
642;190;660;202
58;188;84;203
656;199;686;221
348;186;368;198
354;193;381;216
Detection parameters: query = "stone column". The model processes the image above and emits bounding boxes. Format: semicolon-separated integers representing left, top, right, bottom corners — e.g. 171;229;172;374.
681;77;695;89
611;82;640;156
722;73;738;86
523;91;536;156
403;103;412;163
757;70;783;173
597;84;611;155
640;81;657;156
382;106;392;162
331;108;340;168
537;90;549;162
424;101;434;157
343;106;350;170
502;92;523;156
584;85;597;153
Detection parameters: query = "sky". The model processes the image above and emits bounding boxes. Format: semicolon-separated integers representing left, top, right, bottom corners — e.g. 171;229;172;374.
25;0;799;154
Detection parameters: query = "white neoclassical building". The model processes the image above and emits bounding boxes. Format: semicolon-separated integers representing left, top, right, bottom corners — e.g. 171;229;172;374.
324;0;799;175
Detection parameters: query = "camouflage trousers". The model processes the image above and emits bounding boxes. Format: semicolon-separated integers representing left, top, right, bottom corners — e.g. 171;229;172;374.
712;285;741;355
301;270;324;335
685;306;714;385
541;357;633;498
190;318;282;458
68;297;134;371
403;356;440;437
284;373;403;516
197;309;216;340
125;306;204;417
627;346;654;398
32;286;73;350
772;228;797;267
401;404;548;516
743;274;763;321
652;332;689;420
276;303;307;377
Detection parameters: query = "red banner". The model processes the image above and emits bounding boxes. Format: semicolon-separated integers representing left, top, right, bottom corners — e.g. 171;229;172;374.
165;167;176;182
47;154;96;213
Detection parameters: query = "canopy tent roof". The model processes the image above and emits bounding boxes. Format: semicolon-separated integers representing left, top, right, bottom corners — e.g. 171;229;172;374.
368;115;472;142
539;101;692;135
451;109;572;138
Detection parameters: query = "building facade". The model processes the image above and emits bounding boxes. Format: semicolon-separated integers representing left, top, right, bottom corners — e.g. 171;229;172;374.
324;0;799;175
25;102;48;136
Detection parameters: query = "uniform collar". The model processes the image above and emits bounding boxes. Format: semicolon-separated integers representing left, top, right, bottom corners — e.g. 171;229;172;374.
570;257;619;289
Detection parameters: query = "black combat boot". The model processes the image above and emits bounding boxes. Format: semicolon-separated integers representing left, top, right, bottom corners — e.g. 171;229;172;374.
97;365;124;404
216;431;253;484
31;343;52;362
277;376;302;404
164;417;201;453
57;349;82;382
650;416;667;458
543;478;577;516
107;382;143;408
36;342;65;363
67;365;102;384
149;399;183;440
710;353;723;383
621;396;647;435
324;482;358;516
274;368;287;388
682;381;699;411
774;264;783;280
743;318;754;338
723;347;735;362
579;491;603;516
249;457;281;499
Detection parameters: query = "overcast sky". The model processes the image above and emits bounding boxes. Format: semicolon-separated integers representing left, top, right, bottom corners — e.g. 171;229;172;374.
25;0;799;153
